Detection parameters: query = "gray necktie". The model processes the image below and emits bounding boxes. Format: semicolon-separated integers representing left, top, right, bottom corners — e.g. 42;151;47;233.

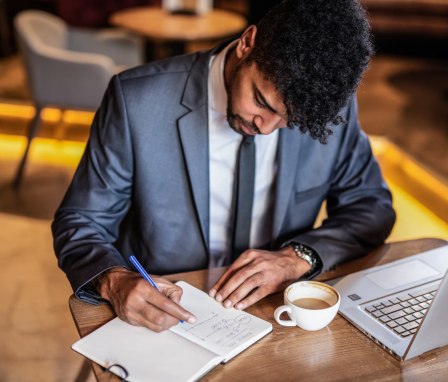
231;135;256;260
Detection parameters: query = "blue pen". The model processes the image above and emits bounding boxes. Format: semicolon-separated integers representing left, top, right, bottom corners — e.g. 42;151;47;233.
129;255;159;289
129;255;184;323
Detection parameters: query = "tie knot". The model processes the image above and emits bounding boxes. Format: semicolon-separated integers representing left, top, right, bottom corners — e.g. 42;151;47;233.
243;135;255;144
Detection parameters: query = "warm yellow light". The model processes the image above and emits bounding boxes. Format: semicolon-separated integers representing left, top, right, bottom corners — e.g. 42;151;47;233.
41;108;63;122
371;135;448;224
0;134;85;168
387;179;448;241
375;138;447;195
370;136;448;241
63;110;94;124
0;102;94;125
0;134;26;157
0;102;35;118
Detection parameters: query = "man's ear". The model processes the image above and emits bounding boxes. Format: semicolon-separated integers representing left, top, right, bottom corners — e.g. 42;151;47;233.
235;25;257;60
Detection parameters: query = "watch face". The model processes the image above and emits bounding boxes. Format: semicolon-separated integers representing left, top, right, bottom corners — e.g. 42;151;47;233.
293;246;313;265
292;244;321;276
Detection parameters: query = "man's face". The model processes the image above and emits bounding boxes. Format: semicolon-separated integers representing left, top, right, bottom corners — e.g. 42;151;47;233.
226;62;288;136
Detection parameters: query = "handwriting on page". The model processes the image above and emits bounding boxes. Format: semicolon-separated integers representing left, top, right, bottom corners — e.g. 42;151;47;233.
179;312;254;348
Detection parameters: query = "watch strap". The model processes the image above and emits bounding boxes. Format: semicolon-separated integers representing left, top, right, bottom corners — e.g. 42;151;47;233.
289;242;322;278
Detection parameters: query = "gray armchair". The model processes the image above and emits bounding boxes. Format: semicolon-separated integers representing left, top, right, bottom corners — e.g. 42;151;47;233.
13;10;144;186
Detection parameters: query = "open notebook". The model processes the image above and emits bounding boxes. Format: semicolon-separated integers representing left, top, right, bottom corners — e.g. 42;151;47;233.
72;281;272;382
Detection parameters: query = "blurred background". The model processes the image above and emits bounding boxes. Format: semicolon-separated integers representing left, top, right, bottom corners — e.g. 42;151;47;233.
0;1;447;381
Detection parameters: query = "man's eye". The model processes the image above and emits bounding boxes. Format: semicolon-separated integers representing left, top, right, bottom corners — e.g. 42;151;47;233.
254;96;268;109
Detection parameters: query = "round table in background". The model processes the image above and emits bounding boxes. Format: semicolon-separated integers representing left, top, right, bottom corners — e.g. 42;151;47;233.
110;7;247;57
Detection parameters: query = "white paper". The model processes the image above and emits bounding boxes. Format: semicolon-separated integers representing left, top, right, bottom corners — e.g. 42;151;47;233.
171;281;272;361
72;318;221;382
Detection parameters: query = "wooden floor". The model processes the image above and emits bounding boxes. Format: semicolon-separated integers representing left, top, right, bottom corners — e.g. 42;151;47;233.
0;48;447;381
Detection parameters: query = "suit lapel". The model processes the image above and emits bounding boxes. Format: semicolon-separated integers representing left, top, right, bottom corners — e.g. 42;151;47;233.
177;107;210;248
177;50;213;251
273;127;303;240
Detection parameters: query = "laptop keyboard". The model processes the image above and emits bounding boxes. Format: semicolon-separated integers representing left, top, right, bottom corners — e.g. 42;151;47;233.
364;284;437;338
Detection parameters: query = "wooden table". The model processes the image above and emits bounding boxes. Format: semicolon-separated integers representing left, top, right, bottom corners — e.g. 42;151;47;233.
110;7;247;56
69;238;448;381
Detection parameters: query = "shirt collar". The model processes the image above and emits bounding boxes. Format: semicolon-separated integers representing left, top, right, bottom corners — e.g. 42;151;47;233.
209;40;237;115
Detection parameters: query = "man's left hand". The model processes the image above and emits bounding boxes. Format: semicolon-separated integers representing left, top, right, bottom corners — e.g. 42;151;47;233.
209;246;311;310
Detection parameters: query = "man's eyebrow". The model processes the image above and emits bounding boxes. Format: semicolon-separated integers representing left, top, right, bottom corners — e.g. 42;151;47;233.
253;84;278;114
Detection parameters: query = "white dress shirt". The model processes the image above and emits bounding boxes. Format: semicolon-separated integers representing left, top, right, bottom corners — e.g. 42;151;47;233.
208;42;279;266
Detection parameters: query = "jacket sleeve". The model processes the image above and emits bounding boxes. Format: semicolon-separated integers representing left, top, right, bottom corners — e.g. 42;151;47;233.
52;75;133;302
285;95;396;273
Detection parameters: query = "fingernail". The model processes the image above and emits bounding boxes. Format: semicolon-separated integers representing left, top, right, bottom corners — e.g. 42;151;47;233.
215;294;223;302
224;300;232;308
187;316;196;324
235;303;244;310
209;289;216;298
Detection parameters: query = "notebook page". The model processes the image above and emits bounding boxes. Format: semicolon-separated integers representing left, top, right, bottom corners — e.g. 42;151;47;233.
171;281;272;362
72;317;222;382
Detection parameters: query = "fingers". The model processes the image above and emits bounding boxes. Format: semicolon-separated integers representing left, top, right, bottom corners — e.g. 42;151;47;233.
214;266;258;305
125;297;181;332
153;276;183;304
233;284;270;311
145;282;196;325
221;272;269;310
209;251;255;299
208;248;300;310
209;251;265;308
109;274;196;332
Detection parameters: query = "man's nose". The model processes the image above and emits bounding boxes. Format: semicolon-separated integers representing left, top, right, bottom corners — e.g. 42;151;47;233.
253;114;286;135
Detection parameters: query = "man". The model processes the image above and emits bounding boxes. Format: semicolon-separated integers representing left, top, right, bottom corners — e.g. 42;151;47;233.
52;0;395;332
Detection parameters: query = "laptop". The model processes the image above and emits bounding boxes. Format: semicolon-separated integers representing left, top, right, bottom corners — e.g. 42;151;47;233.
334;244;448;361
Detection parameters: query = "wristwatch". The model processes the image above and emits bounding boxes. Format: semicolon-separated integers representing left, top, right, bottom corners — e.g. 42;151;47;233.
289;243;322;278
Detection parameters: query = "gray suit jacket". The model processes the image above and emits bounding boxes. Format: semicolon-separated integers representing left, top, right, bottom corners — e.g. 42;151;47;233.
52;46;395;301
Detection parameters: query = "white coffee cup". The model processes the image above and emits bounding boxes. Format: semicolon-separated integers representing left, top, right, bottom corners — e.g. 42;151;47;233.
274;281;340;331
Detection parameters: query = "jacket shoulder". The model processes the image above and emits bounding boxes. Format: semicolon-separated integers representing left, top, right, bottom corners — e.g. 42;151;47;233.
118;51;205;81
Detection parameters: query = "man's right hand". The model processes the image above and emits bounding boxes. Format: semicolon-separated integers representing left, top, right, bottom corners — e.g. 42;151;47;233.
94;267;196;332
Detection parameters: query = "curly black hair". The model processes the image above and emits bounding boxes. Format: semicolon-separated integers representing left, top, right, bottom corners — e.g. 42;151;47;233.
247;0;373;143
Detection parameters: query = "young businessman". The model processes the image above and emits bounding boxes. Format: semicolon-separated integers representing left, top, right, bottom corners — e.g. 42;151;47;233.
53;0;395;331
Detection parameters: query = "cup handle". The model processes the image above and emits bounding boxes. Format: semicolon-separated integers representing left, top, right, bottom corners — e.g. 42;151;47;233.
274;305;296;326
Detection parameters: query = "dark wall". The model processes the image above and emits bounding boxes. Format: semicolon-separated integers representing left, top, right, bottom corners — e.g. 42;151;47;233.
0;0;57;56
248;0;279;25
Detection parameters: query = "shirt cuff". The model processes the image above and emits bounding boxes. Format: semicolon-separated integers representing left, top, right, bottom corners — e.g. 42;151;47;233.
75;282;109;305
